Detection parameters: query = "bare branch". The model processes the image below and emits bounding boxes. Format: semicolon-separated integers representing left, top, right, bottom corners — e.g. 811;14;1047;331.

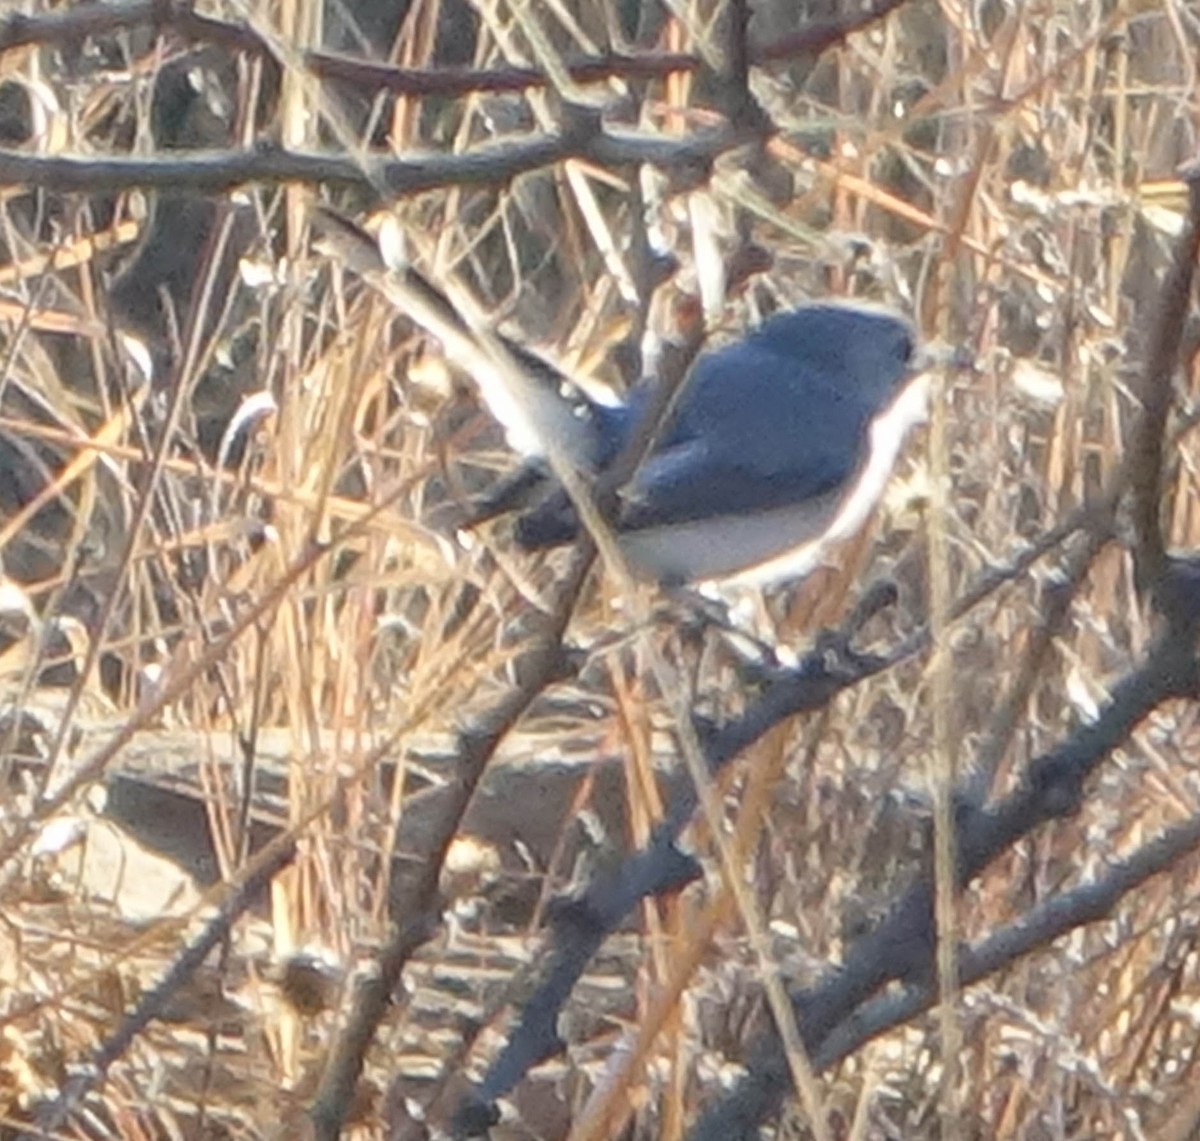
686;628;1200;1141
452;608;897;1135
1129;160;1200;605
309;557;594;1141
813;809;1200;1070
0;122;740;199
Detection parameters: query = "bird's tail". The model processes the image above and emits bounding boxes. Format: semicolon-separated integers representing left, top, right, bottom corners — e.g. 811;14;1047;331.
309;205;608;471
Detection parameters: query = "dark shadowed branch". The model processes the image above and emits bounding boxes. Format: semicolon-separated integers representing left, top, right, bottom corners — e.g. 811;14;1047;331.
309;556;594;1141
450;609;893;1136
0;0;910;103
687;626;1200;1141
447;504;1114;1134
1128;161;1200;605
813;807;1200;1070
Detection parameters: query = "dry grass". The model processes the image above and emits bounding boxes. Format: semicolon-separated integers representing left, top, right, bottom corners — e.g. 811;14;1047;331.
0;0;1199;1138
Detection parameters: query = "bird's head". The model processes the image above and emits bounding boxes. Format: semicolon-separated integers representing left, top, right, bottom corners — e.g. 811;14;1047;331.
756;302;920;409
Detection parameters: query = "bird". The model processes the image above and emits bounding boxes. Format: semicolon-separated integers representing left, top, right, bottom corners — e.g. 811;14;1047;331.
306;208;927;586
474;301;928;586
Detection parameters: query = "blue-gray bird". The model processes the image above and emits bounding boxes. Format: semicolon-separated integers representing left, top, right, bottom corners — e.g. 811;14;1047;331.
306;208;925;584
476;302;927;586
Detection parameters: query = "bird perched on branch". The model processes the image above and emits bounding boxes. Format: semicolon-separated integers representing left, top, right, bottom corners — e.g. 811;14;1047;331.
472;301;930;586
311;208;928;586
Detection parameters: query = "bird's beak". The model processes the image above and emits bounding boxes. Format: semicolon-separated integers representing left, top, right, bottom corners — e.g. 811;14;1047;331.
914;341;976;377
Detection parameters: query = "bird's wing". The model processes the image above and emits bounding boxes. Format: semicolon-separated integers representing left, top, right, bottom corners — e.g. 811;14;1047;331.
514;435;858;548
516;315;911;545
618;428;863;531
617;340;881;529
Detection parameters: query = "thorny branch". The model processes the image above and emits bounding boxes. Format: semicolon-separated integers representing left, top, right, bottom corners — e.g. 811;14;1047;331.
0;0;910;102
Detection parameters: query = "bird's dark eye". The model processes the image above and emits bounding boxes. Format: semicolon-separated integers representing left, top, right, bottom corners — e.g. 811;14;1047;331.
892;329;917;369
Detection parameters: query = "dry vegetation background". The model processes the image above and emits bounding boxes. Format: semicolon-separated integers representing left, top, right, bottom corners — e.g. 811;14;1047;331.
0;0;1199;1138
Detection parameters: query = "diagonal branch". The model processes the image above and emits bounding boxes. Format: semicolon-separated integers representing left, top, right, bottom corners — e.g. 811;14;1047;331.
686;628;1200;1141
23;835;298;1141
451;615;896;1135
448;510;1104;1134
812;807;1200;1071
308;556;594;1141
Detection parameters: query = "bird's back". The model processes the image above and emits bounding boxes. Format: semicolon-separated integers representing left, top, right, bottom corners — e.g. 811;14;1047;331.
513;301;921;580
664;303;916;449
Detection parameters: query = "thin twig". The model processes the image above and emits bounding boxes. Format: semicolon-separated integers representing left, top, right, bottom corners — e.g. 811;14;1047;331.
1128;159;1200;604
21;836;297;1141
308;556;593;1141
